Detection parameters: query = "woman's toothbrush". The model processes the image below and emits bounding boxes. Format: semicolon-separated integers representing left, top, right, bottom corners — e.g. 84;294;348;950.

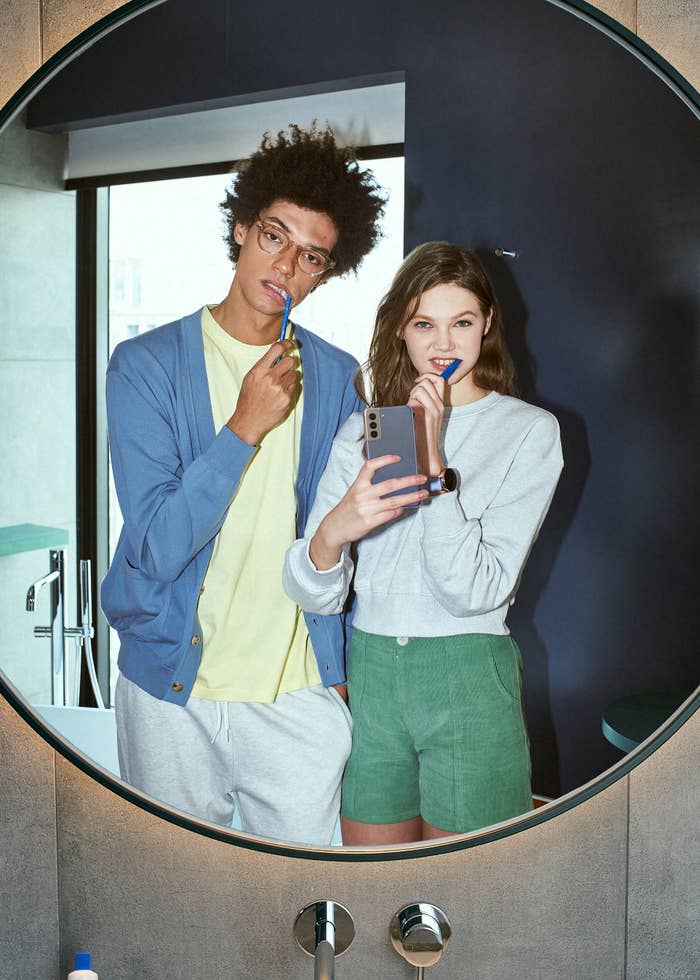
440;359;462;380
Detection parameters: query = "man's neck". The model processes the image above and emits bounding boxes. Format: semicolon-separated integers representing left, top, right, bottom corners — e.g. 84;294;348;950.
209;281;283;346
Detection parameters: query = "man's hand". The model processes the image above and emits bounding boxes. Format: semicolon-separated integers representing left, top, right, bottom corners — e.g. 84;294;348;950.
227;339;300;445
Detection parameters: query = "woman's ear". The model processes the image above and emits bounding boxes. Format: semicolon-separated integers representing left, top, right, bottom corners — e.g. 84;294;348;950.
484;309;493;336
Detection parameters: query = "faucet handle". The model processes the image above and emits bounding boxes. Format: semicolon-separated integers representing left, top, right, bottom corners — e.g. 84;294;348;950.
294;900;354;965
390;902;451;969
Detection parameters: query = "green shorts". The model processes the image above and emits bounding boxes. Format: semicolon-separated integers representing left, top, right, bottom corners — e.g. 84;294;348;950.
341;629;532;833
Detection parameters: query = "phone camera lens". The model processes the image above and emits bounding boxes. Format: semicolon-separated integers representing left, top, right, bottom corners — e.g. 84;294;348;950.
368;412;377;421
370;431;378;438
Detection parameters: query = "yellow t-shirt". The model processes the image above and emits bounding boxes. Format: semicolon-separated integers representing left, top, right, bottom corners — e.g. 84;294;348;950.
191;306;321;702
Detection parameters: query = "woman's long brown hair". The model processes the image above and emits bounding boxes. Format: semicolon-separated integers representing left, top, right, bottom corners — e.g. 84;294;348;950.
357;242;516;405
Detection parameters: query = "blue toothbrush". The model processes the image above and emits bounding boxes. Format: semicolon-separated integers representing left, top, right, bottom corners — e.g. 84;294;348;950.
274;293;292;364
278;293;292;343
440;359;462;380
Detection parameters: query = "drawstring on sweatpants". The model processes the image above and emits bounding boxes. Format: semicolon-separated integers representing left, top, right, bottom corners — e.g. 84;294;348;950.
211;701;231;744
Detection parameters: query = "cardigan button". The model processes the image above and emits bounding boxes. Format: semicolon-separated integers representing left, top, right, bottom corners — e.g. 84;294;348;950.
191;634;201;646
171;682;183;692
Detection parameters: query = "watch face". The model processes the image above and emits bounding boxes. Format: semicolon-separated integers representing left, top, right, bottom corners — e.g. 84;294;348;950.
443;468;458;492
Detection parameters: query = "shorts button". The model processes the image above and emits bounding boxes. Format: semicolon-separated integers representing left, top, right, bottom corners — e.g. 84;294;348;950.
171;682;183;692
396;636;409;646
191;634;201;646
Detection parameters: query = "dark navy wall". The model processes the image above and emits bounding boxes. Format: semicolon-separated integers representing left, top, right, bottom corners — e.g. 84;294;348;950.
28;0;700;796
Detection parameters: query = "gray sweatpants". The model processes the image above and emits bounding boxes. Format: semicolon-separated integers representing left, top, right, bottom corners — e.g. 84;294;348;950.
115;673;352;846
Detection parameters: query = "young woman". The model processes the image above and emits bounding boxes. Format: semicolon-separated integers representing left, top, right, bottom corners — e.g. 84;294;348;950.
283;242;563;844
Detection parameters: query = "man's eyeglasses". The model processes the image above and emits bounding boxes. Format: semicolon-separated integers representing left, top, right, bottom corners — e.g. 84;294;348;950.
255;220;336;278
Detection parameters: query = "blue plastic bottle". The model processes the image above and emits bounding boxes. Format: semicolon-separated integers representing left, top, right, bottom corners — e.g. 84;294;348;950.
68;952;98;979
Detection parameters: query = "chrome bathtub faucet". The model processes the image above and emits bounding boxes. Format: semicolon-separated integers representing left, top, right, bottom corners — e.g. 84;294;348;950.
294;901;354;980
26;548;95;706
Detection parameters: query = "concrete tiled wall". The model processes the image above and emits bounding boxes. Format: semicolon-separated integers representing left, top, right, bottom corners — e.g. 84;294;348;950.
627;715;700;979
0;1;698;110
2;691;697;979
638;0;700;89
0;113;76;703
40;0;133;61
0;696;60;979
0;3;698;979
53;748;630;980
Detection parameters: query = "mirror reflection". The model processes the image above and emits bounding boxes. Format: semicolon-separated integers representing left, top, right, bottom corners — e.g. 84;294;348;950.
1;0;698;850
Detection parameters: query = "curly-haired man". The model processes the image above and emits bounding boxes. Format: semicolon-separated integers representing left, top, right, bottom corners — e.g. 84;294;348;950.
102;125;385;844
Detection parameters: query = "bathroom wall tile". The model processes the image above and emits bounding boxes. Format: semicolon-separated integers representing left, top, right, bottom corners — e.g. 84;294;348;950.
0;182;76;360
55;751;629;980
627;708;700;979
0;0;41;111
587;0;637;31
0;110;67;191
0;694;60;979
0;360;75;526
0;349;76;709
638;0;700;89
40;0;135;62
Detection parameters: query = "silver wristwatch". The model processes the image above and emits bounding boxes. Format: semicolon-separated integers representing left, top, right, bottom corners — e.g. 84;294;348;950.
427;467;459;494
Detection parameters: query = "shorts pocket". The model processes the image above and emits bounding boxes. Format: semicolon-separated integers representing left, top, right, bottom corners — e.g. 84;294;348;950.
487;637;522;703
328;684;354;731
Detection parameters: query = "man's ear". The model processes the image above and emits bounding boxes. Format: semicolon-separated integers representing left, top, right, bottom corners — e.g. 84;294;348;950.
310;273;329;293
233;221;249;246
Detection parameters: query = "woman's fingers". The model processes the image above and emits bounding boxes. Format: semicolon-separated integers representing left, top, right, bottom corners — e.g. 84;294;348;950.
367;473;427;498
409;375;446;412
357;457;426;494
361;453;401;476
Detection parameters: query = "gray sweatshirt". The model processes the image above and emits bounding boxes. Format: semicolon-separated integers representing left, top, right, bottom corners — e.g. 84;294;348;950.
283;391;563;638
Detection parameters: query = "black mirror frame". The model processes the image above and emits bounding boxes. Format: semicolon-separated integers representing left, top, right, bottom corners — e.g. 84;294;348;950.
0;0;698;862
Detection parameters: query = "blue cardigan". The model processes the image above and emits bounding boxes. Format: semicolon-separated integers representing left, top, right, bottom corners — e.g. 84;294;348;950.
101;309;361;704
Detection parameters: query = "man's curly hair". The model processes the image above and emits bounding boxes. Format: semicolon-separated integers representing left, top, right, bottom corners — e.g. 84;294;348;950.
220;123;386;279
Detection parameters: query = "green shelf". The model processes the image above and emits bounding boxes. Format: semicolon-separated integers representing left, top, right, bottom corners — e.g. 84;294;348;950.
0;523;69;557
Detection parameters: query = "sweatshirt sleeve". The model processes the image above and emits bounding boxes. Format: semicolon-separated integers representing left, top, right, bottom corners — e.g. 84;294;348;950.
417;413;563;616
283;415;362;613
106;350;257;583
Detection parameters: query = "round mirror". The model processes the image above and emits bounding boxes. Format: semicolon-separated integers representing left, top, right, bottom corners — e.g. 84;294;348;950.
1;0;698;858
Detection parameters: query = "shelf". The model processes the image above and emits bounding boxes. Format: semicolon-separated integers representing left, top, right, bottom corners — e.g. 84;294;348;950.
0;523;69;557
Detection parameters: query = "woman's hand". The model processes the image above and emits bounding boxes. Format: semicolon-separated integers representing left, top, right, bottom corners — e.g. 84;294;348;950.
309;455;428;570
408;374;446;477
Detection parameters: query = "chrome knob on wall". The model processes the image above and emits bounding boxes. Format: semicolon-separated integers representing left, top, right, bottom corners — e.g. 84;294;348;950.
494;246;519;258
390;902;451;977
294;901;354;980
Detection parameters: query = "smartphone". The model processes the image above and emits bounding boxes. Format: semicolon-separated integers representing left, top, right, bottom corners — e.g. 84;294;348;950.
364;405;420;506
